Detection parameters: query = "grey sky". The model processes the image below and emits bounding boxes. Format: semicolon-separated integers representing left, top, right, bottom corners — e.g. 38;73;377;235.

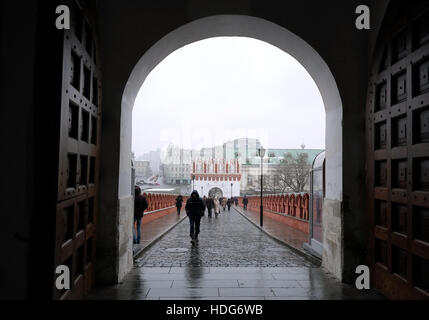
132;37;325;157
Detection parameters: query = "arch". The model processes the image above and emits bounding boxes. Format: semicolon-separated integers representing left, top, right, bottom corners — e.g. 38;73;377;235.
120;14;342;201
119;14;344;278
208;187;223;199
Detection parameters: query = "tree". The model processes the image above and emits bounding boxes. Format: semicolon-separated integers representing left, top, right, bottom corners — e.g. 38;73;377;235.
263;152;311;193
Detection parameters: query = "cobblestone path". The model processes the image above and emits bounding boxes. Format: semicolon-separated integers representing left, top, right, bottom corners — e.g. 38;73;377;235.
135;207;315;268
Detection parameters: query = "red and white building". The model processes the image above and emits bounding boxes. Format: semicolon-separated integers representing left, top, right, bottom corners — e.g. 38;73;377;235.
191;158;241;198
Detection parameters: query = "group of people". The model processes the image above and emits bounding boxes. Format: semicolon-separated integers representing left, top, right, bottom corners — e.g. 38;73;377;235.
133;186;247;246
175;192;241;244
175;194;239;217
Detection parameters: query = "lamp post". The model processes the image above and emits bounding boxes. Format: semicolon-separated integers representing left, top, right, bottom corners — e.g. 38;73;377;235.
230;183;233;198
258;147;265;227
192;174;195;191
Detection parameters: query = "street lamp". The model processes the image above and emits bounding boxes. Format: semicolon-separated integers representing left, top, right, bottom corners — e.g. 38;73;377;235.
192;174;195;191
258;147;266;227
230;183;233;198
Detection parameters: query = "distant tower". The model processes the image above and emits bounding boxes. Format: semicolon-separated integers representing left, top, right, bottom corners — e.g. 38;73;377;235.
301;143;305;150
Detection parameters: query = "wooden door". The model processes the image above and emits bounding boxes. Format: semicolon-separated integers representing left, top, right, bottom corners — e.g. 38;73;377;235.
54;0;101;300
366;2;429;299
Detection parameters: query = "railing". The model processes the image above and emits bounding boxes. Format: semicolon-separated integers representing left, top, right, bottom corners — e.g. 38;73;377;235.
143;193;188;213
138;193;189;225
239;193;310;221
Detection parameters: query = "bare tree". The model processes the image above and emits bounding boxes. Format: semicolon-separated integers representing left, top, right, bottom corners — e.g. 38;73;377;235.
263;152;311;193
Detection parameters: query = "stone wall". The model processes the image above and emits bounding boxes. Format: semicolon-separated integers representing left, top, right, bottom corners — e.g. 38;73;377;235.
321;199;343;280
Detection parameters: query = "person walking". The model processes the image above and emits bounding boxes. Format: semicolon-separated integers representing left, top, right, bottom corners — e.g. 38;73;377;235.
234;197;238;206
185;190;206;244
242;195;248;210
227;198;232;211
213;197;220;216
133;186;148;244
206;196;213;217
221;197;227;212
202;196;207;216
175;195;183;215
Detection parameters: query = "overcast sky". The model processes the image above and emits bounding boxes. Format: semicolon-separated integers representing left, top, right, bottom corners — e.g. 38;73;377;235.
132;37;325;157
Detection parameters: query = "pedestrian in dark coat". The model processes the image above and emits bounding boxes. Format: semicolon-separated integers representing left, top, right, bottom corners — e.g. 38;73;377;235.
234;197;238;206
206;197;214;217
134;186;148;244
202;196;207;216
227;198;232;211
185;190;206;244
175;195;183;215
242;195;248;210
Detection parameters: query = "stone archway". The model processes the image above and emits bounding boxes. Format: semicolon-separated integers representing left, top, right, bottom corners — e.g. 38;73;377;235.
208;187;223;199
118;14;344;280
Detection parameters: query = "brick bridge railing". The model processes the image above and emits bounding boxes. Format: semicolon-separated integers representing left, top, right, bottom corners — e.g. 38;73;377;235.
140;193;189;225
238;193;310;234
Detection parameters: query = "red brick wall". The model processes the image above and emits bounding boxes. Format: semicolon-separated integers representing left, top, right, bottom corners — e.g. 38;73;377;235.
263;209;309;233
138;195;188;225
238;194;309;234
141;206;177;225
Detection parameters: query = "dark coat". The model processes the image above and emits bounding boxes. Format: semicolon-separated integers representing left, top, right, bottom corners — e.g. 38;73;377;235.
206;198;214;209
176;196;183;208
185;190;206;218
227;199;232;207
242;197;248;205
134;195;148;220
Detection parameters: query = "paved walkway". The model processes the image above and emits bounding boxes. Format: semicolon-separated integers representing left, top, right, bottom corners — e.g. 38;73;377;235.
89;207;384;300
133;208;187;256
235;205;309;251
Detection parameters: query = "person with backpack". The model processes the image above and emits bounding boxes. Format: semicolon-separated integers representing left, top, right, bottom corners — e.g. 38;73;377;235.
134;186;148;244
185;190;206;244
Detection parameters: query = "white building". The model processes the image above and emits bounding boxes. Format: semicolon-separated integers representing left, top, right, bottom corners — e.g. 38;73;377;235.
133;160;152;178
138;149;161;175
223;138;261;164
161;145;198;184
191;158;241;198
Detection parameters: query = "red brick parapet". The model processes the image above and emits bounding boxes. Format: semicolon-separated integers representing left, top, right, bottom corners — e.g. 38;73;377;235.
238;193;310;234
139;194;188;225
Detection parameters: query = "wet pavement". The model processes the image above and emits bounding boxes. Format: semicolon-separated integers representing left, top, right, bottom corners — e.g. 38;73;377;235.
89;207;385;300
235;205;309;251
134;206;312;267
133;208;187;257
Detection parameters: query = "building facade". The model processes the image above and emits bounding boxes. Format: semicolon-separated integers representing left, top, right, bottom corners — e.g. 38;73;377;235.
191;158;241;198
161;145;196;184
223;138;261;164
240;148;324;194
137;149;161;175
133;160;152;178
